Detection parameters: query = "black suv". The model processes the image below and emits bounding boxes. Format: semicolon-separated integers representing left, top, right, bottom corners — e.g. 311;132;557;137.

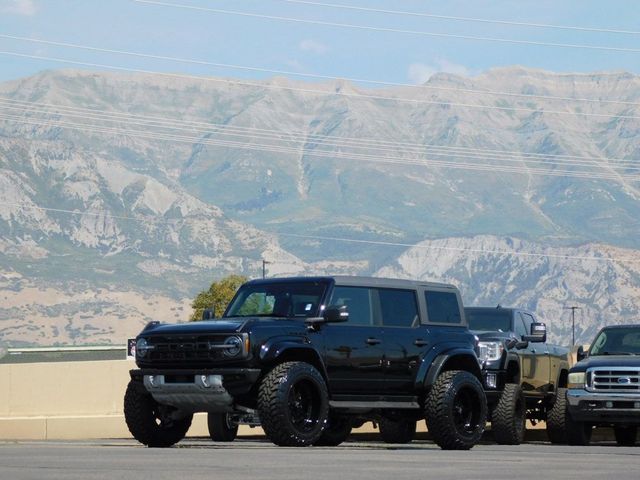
561;324;640;446
124;276;487;449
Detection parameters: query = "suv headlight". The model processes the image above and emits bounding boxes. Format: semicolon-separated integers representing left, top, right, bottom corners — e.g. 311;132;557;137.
136;337;154;358
568;372;586;388
223;335;244;358
478;341;504;362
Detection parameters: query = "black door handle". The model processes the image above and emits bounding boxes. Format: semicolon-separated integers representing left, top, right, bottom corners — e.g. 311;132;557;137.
366;337;381;345
414;339;429;347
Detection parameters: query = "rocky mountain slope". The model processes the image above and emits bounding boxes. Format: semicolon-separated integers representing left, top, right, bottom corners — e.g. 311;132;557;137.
0;68;638;345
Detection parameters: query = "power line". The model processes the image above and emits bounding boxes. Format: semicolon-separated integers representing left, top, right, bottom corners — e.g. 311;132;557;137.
1;96;637;168
3;201;638;264
2;33;640;107
2;112;638;181
278;0;640;36
1;49;639;122
133;0;640;54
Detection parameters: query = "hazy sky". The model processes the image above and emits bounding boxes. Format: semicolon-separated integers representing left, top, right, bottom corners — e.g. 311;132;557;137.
0;0;639;85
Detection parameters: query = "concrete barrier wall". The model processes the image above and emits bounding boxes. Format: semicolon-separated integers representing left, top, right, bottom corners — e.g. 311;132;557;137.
0;360;245;440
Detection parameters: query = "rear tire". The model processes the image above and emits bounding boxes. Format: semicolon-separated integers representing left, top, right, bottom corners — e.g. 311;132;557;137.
425;370;487;450
546;388;567;444
207;413;238;442
491;383;526;445
379;418;417;444
614;426;637;446
314;413;352;446
124;379;193;448
258;361;329;447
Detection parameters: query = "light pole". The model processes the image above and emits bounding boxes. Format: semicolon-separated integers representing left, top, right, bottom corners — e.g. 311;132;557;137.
564;306;581;345
262;260;271;279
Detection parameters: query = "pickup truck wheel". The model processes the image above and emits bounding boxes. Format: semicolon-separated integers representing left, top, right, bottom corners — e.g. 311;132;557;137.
258;361;329;447
379;418;417;444
614;426;637;446
207;413;238;442
314;414;352;446
546;387;567;444
124;379;193;448
491;383;526;445
425;370;487;450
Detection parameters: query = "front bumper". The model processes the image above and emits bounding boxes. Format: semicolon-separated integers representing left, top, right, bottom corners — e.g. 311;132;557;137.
567;388;640;424
130;368;261;413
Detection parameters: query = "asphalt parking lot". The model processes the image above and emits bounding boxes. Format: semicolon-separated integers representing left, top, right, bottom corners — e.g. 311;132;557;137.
1;437;640;480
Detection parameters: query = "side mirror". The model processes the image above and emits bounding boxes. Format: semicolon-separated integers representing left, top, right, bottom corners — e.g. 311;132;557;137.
576;345;587;362
324;305;349;323
202;308;216;320
523;322;546;343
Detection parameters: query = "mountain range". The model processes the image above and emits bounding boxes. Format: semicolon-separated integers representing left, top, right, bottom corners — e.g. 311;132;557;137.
0;67;638;346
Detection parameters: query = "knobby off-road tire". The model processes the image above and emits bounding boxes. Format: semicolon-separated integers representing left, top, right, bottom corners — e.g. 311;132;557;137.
425;370;487;450
546;387;568;444
491;383;526;445
614;426;637;446
258;361;329;447
207;413;239;442
379;418;417;444
314;413;352;446
124;379;193;448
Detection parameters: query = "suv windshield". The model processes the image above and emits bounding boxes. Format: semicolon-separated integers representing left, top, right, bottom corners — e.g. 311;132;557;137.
225;281;327;318
589;327;640;356
465;309;512;332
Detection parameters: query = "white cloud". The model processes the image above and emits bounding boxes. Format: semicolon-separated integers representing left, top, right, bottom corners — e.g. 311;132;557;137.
299;39;328;55
408;59;470;84
0;0;37;15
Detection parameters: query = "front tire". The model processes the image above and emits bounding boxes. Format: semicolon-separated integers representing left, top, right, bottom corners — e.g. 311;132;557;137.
124;379;193;448
258;361;329;447
491;383;526;445
207;413;238;442
379;418;417;444
425;370;487;450
614;426;637;446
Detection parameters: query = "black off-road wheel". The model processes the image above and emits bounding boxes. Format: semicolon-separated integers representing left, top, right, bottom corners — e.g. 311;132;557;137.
257;361;329;447
491;383;526;445
207;413;239;442
379;418;417;444
546;387;568;444
614;426;637;446
124;379;193;448
425;370;487;450
314;413;352;446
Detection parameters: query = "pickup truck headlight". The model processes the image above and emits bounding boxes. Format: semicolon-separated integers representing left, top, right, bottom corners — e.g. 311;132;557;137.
568;372;586;388
478;341;504;362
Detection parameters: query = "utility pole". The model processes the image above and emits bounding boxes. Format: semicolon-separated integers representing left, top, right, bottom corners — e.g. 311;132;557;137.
262;260;271;279
564;306;581;345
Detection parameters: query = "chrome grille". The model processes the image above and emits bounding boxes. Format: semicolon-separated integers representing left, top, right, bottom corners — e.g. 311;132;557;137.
588;367;640;393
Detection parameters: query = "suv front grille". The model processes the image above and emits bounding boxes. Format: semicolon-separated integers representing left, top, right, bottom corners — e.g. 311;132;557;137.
144;335;234;365
588;367;640;393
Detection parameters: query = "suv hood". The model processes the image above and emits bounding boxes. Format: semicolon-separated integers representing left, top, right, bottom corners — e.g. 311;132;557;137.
141;319;248;336
572;354;640;372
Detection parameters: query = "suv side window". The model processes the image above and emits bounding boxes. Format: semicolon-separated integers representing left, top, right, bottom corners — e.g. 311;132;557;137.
424;291;461;324
378;288;419;328
329;286;375;326
515;313;528;338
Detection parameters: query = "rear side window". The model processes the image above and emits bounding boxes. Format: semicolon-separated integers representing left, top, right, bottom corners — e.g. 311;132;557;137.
425;291;462;324
329;286;375;326
378;288;419;327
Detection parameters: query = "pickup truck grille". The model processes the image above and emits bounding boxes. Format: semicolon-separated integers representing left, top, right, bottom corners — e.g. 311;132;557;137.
588;367;640;393
144;335;235;365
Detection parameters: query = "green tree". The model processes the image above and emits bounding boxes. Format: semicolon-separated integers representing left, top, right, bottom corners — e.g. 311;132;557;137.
190;274;248;321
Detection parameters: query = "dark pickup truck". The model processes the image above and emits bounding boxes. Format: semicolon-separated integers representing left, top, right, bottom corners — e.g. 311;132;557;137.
465;307;571;444
125;276;487;449
562;324;640;446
